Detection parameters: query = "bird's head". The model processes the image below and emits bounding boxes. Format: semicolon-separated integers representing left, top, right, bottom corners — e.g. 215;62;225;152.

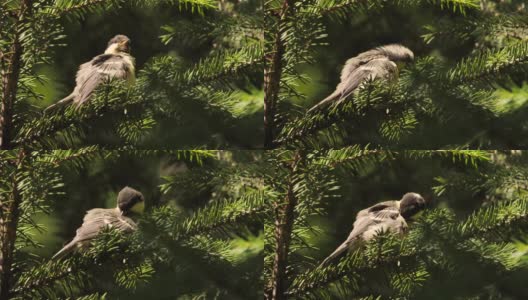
117;186;145;215
105;34;131;54
379;44;414;64
399;192;426;219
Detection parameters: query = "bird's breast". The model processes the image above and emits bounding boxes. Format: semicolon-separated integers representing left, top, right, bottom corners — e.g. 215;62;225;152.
121;54;136;84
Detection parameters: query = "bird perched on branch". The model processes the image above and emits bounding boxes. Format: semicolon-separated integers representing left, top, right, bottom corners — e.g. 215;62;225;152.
52;186;145;259
308;44;414;113
319;192;425;267
45;34;135;112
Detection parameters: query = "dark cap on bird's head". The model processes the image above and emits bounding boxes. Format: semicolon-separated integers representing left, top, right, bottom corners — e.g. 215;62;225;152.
107;34;131;53
399;192;426;219
378;44;414;62
117;186;145;215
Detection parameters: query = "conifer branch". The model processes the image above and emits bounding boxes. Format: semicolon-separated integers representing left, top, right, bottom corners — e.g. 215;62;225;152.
459;198;528;239
11;262;76;297
0;0;32;150
264;0;295;148
43;0;123;17
0;149;26;300
180;44;263;87
447;40;528;85
13;85;148;148
286;250;420;298
313;147;389;168
44;0;216;18
307;0;478;17
34;147;103;169
266;151;301;300
176;188;273;240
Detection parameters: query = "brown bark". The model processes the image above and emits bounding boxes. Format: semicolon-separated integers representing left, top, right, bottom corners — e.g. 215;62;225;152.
0;150;26;300
266;152;301;300
0;39;22;150
0;1;30;150
263;0;293;149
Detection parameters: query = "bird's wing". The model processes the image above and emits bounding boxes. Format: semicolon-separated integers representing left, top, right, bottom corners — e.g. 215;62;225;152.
356;200;398;218
339;51;384;83
52;209;136;259
361;211;408;240
74;208;136;243
336;57;398;101
319;202;400;266
73;54;134;105
348;205;400;240
308;58;396;112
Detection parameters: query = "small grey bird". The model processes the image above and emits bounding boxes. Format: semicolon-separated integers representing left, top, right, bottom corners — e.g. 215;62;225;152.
45;34;135;112
308;44;414;112
320;192;425;267
52;186;145;259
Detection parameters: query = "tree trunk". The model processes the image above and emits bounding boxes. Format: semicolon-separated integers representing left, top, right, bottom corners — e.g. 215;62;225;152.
0;0;30;150
263;0;293;149
0;150;26;300
267;152;301;300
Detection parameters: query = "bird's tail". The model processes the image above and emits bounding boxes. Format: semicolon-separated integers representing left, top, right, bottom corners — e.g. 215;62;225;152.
307;90;342;113
44;93;75;113
52;240;76;260
319;240;351;267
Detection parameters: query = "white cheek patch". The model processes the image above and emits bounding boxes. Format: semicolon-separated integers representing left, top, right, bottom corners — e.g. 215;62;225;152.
104;43;120;54
130;201;145;214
